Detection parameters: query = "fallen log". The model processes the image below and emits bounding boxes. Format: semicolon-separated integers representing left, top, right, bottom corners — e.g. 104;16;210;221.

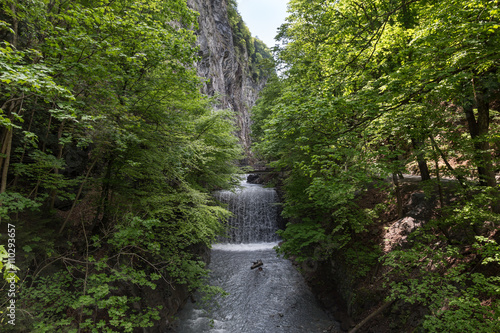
251;260;263;269
348;300;394;333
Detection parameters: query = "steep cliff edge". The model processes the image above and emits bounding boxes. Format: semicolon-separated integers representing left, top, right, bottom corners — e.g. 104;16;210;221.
188;0;272;158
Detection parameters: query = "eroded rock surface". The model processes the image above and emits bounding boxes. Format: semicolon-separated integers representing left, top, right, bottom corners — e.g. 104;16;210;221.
188;0;268;155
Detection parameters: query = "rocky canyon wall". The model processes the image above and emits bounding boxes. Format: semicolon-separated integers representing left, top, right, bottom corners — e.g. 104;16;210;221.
188;0;269;158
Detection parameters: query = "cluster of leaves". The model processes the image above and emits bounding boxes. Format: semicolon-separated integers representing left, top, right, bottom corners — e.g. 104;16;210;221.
24;270;162;333
0;0;243;330
251;0;499;330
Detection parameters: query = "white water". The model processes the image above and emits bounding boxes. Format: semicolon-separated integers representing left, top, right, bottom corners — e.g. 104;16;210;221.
170;177;336;333
214;180;280;244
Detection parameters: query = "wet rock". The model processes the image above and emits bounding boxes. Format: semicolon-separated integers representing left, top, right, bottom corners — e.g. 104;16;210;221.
247;174;261;184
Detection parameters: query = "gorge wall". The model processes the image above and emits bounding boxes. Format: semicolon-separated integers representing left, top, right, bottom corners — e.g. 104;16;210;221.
188;0;270;157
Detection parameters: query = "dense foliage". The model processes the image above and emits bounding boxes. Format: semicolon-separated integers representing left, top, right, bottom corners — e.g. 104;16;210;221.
252;0;499;330
0;0;243;331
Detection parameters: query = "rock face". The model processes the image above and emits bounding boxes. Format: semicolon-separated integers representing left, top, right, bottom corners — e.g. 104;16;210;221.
188;0;267;156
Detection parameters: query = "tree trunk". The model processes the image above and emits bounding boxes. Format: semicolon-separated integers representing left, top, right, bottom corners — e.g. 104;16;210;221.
0;100;18;195
59;158;97;234
13;106;36;187
0;128;9;177
0;129;13;194
89;157;113;234
464;82;496;188
49;120;66;209
42;114;52;153
431;146;444;208
411;138;431;181
429;136;466;188
11;3;18;48
393;173;403;218
464;78;499;213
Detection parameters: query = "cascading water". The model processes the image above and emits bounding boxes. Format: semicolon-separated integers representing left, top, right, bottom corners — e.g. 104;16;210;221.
214;180;280;244
171;176;336;333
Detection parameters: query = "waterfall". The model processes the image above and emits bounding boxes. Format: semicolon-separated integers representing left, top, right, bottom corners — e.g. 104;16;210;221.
170;176;337;333
214;178;280;244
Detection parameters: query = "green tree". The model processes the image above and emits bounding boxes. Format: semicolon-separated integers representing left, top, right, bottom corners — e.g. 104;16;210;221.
252;0;500;329
0;0;243;330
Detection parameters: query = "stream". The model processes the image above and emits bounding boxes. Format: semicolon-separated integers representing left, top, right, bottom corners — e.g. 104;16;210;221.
171;177;337;333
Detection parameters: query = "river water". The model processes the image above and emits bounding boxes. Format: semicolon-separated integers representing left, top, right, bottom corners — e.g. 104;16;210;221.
171;177;336;333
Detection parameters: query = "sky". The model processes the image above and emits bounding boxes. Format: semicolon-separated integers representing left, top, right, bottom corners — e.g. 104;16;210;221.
236;0;289;48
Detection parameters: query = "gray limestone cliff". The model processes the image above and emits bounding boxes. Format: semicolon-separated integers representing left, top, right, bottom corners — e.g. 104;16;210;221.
188;0;270;158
